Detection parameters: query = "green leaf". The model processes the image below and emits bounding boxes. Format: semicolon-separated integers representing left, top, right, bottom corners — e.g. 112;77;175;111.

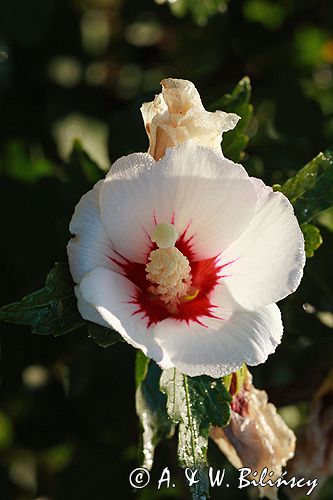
87;322;124;348
187;376;232;437
317;206;333;232
0;262;84;336
212;77;253;162
136;357;175;470
0;139;56;183
301;223;323;258
135;351;149;388
281;149;333;224
67;139;103;185
161;369;209;499
161;369;232;499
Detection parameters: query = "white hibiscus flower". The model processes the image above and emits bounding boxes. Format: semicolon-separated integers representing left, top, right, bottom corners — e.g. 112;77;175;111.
67;139;305;378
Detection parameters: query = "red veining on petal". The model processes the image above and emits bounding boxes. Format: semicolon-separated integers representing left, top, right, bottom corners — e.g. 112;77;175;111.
176;221;195;260
109;226;236;328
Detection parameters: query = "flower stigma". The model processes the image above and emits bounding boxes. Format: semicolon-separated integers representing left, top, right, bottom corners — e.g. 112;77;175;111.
145;223;194;312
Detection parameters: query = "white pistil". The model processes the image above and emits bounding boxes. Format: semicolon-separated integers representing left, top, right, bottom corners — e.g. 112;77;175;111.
146;223;192;311
150;222;179;248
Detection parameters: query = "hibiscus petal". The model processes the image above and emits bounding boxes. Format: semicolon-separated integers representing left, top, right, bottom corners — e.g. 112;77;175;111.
100;142;257;263
79;266;164;363
75;285;109;328
67;181;114;283
222;178;305;309
152;298;283;378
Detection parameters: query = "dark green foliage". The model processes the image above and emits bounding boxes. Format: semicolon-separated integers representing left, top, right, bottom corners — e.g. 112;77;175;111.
278;148;333;258
67;140;104;186
135;355;175;469
212;77;253;162
87;322;124;348
281;149;333;224
135;350;150;388
0;257;123;344
160;369;210;499
161;369;232;499
0;262;84;335
301;223;323;258
187;375;232;438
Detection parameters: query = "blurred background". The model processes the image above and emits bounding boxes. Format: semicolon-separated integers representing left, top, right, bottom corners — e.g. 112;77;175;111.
1;0;333;498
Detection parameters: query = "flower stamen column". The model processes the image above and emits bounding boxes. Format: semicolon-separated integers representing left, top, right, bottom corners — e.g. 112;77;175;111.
146;223;193;313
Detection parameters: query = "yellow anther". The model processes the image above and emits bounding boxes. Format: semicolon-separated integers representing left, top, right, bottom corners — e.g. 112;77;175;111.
181;288;200;302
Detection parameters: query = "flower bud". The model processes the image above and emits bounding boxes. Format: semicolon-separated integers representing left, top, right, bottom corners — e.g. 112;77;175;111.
211;369;296;499
141;78;240;160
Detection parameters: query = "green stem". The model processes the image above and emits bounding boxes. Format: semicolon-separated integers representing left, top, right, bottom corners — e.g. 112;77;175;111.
183;374;197;468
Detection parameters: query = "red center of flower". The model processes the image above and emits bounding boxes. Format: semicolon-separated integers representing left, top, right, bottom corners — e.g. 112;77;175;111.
110;226;233;328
